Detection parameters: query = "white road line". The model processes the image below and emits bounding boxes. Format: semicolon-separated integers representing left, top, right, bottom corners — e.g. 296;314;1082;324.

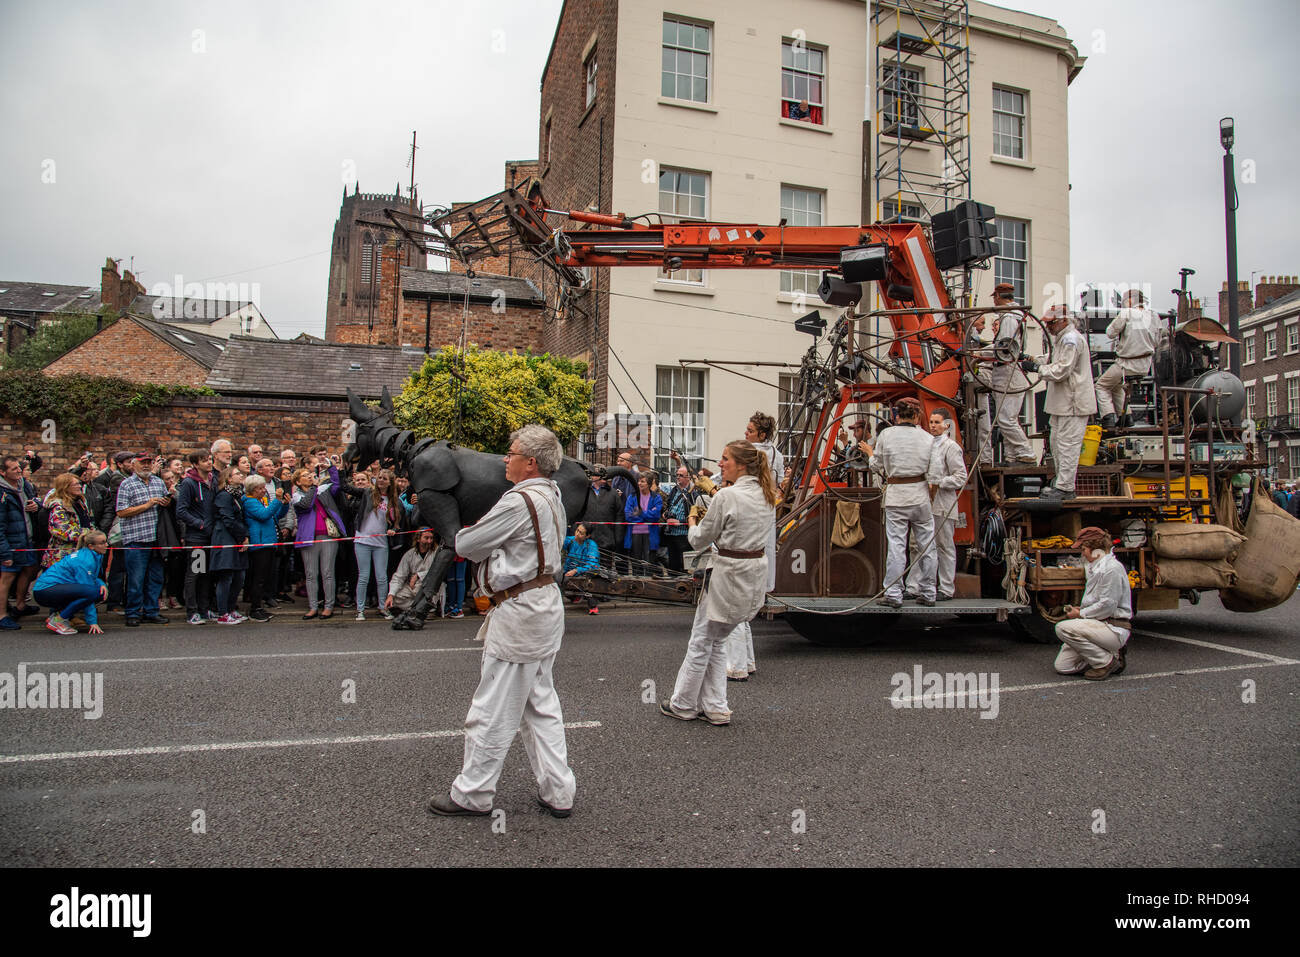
0;721;604;765
886;660;1296;705
17;647;482;667
1134;629;1300;665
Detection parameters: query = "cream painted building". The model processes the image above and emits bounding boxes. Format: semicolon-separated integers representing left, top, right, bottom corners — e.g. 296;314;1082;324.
539;0;1083;469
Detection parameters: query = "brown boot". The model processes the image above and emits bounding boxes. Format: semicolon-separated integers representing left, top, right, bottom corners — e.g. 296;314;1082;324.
1083;654;1121;680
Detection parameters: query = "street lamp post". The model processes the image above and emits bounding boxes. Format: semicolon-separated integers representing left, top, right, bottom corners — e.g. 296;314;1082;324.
1221;117;1241;375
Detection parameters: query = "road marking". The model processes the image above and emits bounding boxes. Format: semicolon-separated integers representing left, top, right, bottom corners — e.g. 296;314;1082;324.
0;721;603;765
1135;630;1300;665
887;660;1296;706
17;647;482;667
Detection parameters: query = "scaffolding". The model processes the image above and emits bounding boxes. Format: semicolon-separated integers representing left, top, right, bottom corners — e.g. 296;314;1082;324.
872;0;971;226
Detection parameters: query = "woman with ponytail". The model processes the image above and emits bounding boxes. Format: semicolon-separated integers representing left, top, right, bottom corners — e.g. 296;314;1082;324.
728;412;784;680
32;529;109;635
660;440;776;726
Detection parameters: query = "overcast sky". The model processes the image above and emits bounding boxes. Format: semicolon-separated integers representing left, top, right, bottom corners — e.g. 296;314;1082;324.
1;0;1295;338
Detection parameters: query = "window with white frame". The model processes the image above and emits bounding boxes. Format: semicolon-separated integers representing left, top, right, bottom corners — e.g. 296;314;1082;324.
882;64;922;129
662;17;710;102
1264;329;1278;359
993;86;1026;159
585;49;598;108
994;218;1028;303
1245;384;1256;416
1289;445;1300;475
658;168;708;283
781;40;825;124
1265;381;1278;417
1244;334;1256;364
655;366;706;472
881;197;926;222
780;186;825;295
1288;377;1299;415
778;372;812;462
1286;322;1299;354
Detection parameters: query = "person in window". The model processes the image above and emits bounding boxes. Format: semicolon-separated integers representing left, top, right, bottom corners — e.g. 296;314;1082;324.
788;98;811;121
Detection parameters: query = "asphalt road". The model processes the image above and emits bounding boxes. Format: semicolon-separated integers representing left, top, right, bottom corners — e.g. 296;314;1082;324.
1;593;1296;868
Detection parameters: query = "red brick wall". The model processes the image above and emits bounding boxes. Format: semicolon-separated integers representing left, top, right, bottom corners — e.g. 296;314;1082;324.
397;296;544;353
1255;275;1299;309
0;396;352;481
538;0;617;419
42;319;209;386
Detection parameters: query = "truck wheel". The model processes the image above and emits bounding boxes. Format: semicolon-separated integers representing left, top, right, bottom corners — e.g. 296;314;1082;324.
785;612;899;646
1008;597;1068;644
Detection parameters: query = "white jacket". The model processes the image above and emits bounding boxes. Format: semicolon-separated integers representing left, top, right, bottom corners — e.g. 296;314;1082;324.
1079;551;1132;623
456;477;566;663
869;423;934;508
926;433;968;520
1106;306;1160;373
1037;326;1098;417
689;474;774;625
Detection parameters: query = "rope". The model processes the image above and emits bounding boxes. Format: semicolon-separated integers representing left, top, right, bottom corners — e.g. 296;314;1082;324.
1002;536;1028;604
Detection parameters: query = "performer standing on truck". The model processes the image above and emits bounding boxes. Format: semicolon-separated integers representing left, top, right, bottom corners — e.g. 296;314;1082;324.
974;283;1039;466
870;398;938;608
1095;289;1159;429
1022;306;1097;502
906;407;968;602
661;440;777;726
1053;526;1130;680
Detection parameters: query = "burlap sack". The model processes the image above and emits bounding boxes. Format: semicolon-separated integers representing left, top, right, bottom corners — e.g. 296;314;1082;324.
1219;479;1300;612
831;500;864;548
1151;522;1246;561
1154;558;1236;590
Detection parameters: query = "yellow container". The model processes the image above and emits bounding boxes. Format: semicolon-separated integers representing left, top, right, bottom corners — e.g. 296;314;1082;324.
1079;424;1102;467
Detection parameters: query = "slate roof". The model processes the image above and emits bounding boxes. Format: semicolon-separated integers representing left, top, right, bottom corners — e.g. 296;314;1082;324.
129;316;229;369
399;268;543;306
0;282;98;315
129;295;251;324
205;337;428;400
1240;288;1300;327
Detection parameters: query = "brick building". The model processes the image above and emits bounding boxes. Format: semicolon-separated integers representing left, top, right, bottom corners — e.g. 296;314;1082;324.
1236;275;1300;482
0;281;100;356
42;314;225;387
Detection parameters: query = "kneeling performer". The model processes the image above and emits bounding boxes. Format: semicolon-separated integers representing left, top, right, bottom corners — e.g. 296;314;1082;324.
1053;526;1130;681
661;441;777;726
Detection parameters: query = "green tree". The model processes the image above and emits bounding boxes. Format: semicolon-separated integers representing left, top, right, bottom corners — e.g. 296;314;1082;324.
1;308;117;371
393;346;591;453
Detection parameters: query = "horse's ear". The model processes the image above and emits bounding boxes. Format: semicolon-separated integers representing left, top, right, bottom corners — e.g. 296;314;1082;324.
380;386;394;415
347;388;374;425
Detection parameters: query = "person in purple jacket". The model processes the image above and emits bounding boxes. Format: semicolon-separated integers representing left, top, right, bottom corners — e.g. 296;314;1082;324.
623;472;664;567
291;465;349;620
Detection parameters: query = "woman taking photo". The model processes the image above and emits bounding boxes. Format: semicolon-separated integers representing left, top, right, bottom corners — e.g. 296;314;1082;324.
353;469;398;621
33;528;110;636
41;473;92;569
291;465;348;620
242;473;287;623
660;440;777;727
210;468;250;625
623;471;664;567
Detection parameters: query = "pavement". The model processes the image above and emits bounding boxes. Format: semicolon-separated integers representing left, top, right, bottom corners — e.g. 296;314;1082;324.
1;592;1297;867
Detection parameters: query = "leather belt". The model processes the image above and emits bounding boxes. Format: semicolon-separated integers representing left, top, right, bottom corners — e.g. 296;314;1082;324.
488;573;557;608
716;547;765;560
886;475;927;485
1105;616;1132;631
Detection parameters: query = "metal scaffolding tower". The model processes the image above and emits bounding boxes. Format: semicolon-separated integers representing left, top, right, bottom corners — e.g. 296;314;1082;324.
873;0;971;226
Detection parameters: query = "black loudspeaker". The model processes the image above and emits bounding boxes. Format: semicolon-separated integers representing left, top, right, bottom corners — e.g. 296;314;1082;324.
839;244;890;283
818;273;863;306
930;200;997;271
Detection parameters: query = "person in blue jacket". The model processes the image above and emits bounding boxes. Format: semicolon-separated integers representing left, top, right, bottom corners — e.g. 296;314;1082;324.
241;474;287;623
623;472;664;566
32;529;109;636
563;522;602;615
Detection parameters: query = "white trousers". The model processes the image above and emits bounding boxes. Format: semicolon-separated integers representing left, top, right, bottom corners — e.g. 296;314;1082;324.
1054;618;1127;672
670;602;732;716
450;651;576;812
976;377;1035;464
1049;414;1089;492
908;514;957;597
1095;363;1127;418
884;503;936;602
726;620;755;677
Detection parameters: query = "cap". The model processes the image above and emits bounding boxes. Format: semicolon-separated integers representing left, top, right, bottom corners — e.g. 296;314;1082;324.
1072;526;1112;550
113;451;136;464
895;397;924;415
993;282;1015;297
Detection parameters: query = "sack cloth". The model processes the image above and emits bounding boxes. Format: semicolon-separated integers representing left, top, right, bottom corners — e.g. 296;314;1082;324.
1154;558;1236;590
1151;522;1246;561
831;500;864;549
1219;477;1300;612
